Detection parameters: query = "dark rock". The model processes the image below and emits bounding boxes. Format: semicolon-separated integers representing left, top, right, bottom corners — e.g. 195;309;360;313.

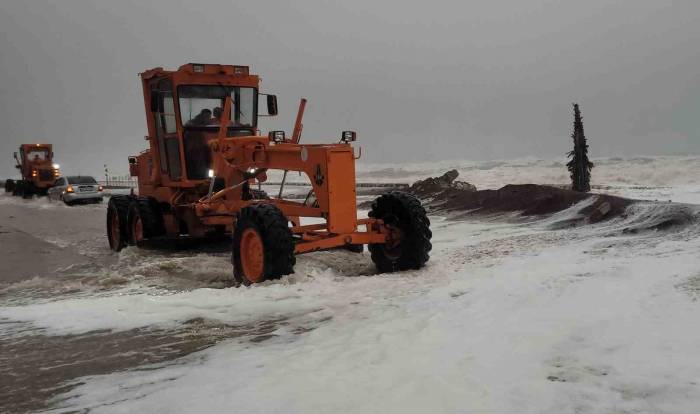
410;178;634;225
409;169;476;197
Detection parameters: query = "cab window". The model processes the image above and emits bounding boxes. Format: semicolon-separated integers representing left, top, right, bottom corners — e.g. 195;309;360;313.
178;85;257;128
27;149;48;161
152;79;182;180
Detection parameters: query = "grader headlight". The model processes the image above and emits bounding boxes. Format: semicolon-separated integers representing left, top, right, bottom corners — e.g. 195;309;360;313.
244;167;260;179
268;131;286;143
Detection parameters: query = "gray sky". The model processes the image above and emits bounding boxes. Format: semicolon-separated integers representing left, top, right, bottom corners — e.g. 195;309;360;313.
1;0;699;178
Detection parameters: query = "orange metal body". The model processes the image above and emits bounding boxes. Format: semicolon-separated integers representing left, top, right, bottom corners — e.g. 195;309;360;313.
131;63;387;251
15;144;58;189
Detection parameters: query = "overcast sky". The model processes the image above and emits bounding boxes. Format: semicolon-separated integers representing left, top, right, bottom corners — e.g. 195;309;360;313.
1;0;699;178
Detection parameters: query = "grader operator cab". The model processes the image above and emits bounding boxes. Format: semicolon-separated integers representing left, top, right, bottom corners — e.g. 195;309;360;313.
5;144;60;198
107;63;432;285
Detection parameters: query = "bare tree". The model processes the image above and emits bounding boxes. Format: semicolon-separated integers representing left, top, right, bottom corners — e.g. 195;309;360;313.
567;103;593;192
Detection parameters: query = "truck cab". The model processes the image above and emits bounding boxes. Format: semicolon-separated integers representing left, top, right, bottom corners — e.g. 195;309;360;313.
4;144;60;197
133;64;271;200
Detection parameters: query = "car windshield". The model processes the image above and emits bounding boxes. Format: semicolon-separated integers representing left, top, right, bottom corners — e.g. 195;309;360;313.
178;85;257;128
67;176;97;184
27;149;49;161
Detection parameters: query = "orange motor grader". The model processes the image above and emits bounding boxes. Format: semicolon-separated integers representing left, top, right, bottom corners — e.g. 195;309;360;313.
5;144;60;198
107;63;431;285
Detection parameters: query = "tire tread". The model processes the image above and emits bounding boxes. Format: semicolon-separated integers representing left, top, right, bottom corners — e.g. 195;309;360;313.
368;191;432;272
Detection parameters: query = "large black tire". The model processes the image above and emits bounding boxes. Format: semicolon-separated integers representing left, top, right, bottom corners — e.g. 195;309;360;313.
21;182;34;199
232;203;295;285
107;195;132;251
13;181;30;198
4;179;15;193
368;191;432;273
127;197;165;245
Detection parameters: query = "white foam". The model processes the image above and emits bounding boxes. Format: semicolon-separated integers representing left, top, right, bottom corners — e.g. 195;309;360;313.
39;214;700;413
4;155;700;412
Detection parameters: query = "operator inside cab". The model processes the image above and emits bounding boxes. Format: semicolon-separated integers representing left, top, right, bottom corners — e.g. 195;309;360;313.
208;107;223;125
185;109;212;127
180;86;257;180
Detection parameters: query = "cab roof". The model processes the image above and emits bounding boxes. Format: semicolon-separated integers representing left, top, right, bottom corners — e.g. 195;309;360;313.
21;143;52;150
141;63;252;79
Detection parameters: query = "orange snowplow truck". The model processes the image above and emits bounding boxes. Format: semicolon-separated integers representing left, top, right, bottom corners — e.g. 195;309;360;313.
5;144;60;198
107;63;431;285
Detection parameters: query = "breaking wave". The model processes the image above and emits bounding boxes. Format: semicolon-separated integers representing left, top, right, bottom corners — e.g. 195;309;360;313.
541;196;700;237
357;155;700;189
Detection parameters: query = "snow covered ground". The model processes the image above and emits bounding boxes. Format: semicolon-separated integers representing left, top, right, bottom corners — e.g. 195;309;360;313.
1;155;700;413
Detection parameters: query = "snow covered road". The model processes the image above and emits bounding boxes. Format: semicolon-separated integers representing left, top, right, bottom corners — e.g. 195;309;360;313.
1;156;700;413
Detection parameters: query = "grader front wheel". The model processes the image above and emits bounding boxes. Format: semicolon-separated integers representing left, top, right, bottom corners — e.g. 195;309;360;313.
232;204;295;285
369;191;432;273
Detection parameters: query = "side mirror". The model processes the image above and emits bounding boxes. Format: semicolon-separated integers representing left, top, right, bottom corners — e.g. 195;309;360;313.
150;92;159;112
128;157;138;177
13;152;17;159
267;95;278;116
